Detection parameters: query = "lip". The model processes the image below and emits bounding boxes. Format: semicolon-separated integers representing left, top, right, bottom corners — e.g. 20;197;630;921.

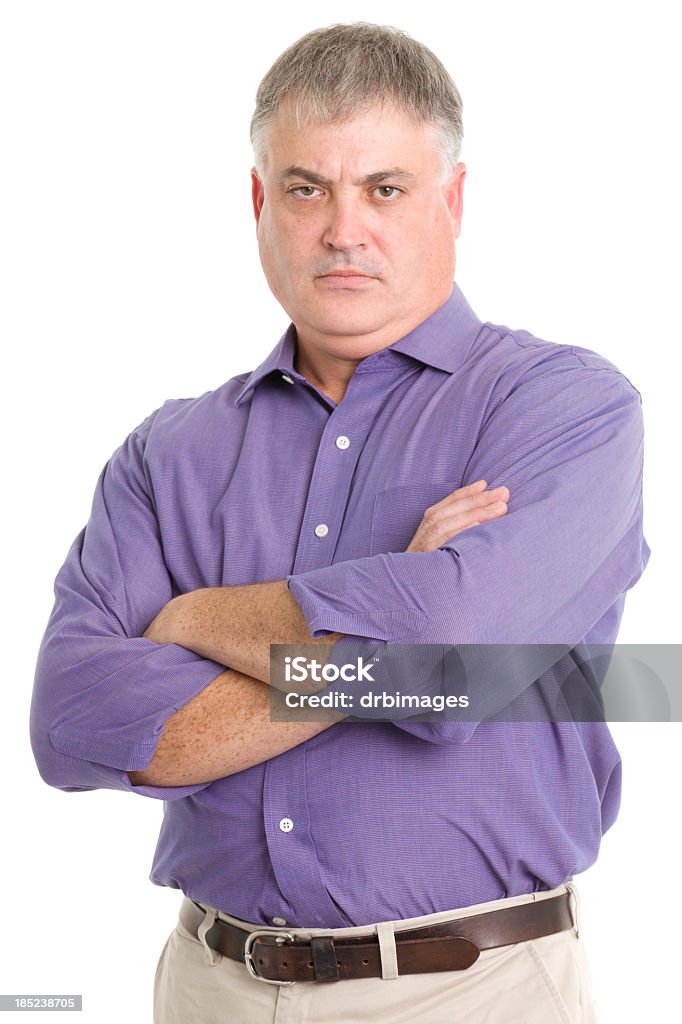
317;271;377;288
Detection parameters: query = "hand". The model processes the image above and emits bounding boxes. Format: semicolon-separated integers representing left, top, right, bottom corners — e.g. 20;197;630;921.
406;479;509;553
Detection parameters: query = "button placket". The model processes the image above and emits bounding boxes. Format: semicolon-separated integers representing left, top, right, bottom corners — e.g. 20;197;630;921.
291;408;371;575
262;362;413;927
263;747;348;927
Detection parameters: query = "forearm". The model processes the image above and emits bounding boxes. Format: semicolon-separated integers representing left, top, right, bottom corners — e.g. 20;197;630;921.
127;665;342;787
146;581;344;683
142;485;510;678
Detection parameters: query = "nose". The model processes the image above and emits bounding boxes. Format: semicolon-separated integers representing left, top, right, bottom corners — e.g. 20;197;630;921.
322;196;368;251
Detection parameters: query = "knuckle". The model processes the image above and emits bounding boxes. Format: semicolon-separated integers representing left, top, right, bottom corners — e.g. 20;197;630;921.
423;519;443;544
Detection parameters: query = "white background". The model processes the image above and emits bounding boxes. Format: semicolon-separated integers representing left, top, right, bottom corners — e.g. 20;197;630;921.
1;1;679;1021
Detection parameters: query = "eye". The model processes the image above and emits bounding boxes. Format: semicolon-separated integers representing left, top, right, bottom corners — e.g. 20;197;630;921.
289;185;322;199
372;185;402;201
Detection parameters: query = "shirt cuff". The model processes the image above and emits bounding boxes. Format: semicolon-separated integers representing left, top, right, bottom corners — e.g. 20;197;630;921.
47;642;227;773
287;552;429;642
115;768;212;801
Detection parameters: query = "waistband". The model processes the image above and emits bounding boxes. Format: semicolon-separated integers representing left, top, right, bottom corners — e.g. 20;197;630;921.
191;881;577;940
181;882;580;983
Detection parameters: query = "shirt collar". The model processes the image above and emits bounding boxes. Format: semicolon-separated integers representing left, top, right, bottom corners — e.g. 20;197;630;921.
234;282;482;407
234;324;298;407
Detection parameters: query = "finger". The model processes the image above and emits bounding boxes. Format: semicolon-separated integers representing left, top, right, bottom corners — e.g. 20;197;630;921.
425;480;488;510
432;501;507;546
440;479;488;500
426;484;509;518
408;500;507;553
445;484;508;509
445;499;507;529
468;486;509;508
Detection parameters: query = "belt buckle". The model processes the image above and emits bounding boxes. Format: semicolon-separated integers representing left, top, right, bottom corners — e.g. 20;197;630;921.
243;929;296;986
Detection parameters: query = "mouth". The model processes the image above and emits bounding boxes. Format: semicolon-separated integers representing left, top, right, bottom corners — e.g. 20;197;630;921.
316;270;377;288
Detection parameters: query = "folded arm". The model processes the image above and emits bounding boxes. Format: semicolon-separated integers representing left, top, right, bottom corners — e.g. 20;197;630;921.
30;412;336;796
132;481;505;784
142;478;507;676
285;363;649;741
126;666;341;787
148;362;649;750
30;402;506;794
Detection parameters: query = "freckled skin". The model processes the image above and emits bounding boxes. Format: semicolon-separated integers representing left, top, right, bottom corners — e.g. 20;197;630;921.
131;584;345;786
132;666;338;787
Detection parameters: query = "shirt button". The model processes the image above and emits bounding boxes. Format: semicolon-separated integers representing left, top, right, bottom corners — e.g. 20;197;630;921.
335;435;350;450
272;917;287;926
314;524;329;538
281;373;294;384
279;817;294;833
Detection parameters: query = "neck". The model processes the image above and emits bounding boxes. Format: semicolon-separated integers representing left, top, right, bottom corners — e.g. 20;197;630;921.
291;283;457;404
294;344;361;405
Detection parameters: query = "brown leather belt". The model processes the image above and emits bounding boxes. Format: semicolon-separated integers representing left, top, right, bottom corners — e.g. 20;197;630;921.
180;891;574;984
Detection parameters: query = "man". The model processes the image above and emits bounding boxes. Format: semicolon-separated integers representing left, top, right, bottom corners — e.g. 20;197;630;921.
30;22;649;1024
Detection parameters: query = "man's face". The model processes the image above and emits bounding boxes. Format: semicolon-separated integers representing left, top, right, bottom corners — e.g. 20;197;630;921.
251;101;466;364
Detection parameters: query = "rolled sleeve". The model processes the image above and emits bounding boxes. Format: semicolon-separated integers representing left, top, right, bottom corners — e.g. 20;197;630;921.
30;411;226;800
287;363;650;742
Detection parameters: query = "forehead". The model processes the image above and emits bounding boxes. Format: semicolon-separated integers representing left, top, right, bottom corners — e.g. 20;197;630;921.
261;100;442;179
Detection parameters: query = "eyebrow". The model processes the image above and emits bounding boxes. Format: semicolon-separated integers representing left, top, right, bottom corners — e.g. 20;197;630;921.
279;165;417;188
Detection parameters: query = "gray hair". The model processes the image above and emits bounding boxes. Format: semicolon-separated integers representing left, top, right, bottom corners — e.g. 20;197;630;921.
250;23;463;181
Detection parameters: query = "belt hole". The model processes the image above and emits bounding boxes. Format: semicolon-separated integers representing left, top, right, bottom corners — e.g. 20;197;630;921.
308;961;313;968
282;962;288;967
362;959;369;965
337;960;341;966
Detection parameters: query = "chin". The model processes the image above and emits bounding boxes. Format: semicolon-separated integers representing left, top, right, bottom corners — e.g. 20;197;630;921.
312;315;386;341
308;298;389;332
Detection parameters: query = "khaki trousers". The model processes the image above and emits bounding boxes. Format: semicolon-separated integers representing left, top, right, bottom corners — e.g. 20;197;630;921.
154;882;598;1023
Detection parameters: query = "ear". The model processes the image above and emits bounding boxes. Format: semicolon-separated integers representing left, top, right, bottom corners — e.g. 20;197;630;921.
444;162;466;240
251;168;265;227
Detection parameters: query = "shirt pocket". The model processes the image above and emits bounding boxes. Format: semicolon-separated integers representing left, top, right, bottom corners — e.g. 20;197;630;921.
369;480;462;556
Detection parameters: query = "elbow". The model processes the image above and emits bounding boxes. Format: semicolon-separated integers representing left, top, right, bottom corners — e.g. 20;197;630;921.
30;739;60;789
30;726;91;793
29;704;63;790
29;698;104;793
30;657;86;792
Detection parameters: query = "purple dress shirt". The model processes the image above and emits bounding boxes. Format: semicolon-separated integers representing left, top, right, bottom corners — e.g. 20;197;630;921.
30;284;649;928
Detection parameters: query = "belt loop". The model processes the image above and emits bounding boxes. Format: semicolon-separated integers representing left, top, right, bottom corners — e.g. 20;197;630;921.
565;882;580;939
376;922;399;980
197;907;222;966
310;936;340;982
